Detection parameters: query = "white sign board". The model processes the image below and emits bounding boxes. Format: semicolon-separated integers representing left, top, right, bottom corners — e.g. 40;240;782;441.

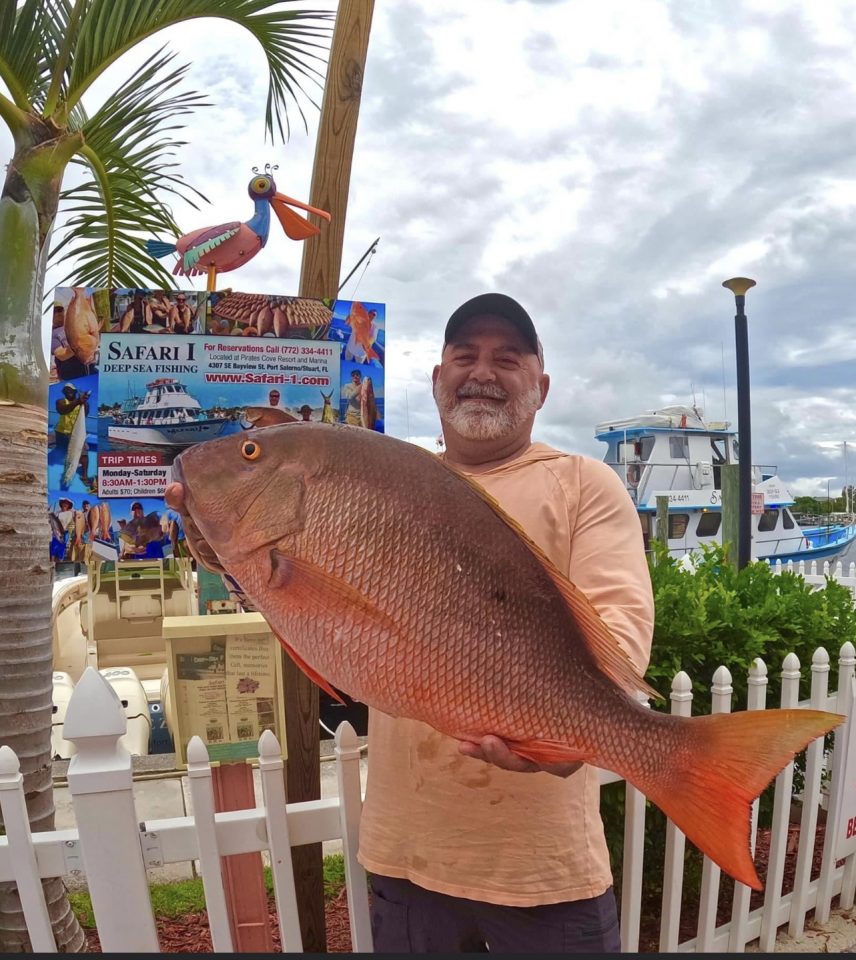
649;490;722;509
830;677;856;860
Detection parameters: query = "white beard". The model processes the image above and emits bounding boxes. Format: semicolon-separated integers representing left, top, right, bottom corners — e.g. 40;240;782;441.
434;379;543;441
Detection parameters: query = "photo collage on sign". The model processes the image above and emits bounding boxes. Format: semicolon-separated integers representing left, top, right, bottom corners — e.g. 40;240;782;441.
47;287;386;568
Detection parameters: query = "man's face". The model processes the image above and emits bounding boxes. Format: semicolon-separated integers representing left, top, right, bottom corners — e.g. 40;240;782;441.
176;296;187;306
63;386;77;399
269;391;280;406
53;307;64;328
432;314;548;442
132;505;143;516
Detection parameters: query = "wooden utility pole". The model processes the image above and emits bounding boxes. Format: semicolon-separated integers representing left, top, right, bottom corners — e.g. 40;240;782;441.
655;496;669;552
289;0;375;951
722;464;740;566
299;0;375;300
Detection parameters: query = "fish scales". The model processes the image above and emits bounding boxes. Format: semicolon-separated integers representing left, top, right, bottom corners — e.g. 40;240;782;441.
173;424;665;752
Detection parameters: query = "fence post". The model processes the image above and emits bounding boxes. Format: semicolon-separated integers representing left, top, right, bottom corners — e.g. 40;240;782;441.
759;652;802;950
0;747;57;952
788;648;830;937
816;641;856;921
185;736;234;952
63;667;159;953
729;657;768;951
697;665;731;951
620;692;648;953
257;729;303;953
335;721;372;953
659;671;693;952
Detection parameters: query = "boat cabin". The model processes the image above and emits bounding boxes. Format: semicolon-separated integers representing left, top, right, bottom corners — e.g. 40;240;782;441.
594;405;805;559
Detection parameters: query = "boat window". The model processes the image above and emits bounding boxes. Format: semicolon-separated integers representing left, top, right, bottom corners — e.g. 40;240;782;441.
670;436;689;459
618;436;655;463
697;512;722;537
710;439;728;464
668;513;690;538
782;509;795;529
758;509;779;532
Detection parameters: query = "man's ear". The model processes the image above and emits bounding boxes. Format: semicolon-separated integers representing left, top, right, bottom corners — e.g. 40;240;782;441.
538;373;550;408
431;364;441;388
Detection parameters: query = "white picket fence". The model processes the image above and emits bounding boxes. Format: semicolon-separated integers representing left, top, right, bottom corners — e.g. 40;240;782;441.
0;667;372;953
771;559;856;601
2;647;856;953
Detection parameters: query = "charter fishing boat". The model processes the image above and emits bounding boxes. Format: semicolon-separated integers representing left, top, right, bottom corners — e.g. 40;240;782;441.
108;378;228;447
595;404;856;564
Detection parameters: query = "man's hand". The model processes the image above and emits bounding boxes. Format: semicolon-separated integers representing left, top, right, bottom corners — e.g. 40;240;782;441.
458;735;583;779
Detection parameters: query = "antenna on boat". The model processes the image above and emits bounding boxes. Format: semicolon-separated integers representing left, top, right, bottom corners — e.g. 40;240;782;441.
721;341;727;421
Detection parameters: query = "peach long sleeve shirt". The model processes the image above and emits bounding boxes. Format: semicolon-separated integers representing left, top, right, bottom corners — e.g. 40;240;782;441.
357;442;655;906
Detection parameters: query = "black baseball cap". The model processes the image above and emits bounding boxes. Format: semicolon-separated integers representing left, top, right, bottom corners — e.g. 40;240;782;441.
444;293;544;366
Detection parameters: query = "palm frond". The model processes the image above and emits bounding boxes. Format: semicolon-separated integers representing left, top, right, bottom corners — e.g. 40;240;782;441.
50;50;209;289
0;0;73;112
68;0;333;141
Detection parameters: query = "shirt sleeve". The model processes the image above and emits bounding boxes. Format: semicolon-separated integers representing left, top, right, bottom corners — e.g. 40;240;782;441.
561;457;655;676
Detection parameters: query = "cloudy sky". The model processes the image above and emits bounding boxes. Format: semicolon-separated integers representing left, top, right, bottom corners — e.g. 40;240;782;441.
8;0;856;497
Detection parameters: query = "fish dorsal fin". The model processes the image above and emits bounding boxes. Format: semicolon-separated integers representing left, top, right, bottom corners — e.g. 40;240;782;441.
449;466;660;701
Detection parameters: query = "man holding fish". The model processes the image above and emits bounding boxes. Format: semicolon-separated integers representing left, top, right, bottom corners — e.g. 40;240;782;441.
164;295;841;954
54;383;96;492
356;294;654;952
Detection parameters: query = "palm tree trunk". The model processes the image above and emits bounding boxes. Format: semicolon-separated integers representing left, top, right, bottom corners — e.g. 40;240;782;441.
0;127;86;953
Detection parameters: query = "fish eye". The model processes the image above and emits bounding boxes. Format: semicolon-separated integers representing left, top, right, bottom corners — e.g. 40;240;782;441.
241;440;262;461
252;177;270;192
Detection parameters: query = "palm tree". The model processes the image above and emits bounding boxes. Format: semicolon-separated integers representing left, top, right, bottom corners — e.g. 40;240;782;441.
0;1;330;950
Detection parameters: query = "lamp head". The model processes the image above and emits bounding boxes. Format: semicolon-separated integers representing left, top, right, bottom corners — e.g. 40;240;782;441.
722;277;756;297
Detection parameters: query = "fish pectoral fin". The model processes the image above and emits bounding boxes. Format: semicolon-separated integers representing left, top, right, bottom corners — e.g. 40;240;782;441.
505;738;591;767
448;468;660;703
268;547;402;642
273;630;347;705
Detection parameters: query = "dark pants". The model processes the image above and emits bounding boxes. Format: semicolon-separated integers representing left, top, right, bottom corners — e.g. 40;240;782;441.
369;875;621;954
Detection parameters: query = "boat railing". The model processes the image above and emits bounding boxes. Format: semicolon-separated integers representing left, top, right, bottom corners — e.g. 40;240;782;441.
605;458;783;495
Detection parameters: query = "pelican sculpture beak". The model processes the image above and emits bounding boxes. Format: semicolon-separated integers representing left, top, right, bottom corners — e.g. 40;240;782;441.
270;193;332;241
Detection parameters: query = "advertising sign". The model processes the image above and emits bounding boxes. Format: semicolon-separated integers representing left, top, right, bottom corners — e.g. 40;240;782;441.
163;613;286;766
829;678;856;860
47;286;385;565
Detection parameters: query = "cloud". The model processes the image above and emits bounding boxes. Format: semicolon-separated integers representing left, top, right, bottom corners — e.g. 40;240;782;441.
4;0;856;502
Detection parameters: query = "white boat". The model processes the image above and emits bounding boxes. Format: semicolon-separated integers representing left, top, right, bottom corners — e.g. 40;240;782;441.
108;378;228;447
595;404;856;563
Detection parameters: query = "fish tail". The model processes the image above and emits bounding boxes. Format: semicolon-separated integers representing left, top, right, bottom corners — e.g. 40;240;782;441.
639;709;842;890
146;239;177;259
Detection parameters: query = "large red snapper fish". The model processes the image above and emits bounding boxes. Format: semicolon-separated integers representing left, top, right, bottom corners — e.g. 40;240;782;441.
164;418;842;891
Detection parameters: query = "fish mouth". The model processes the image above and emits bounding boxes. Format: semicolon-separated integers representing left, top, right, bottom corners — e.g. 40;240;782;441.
164;463;226;575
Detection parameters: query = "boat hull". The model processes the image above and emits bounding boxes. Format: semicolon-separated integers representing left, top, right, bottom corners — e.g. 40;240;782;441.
108;419;228;447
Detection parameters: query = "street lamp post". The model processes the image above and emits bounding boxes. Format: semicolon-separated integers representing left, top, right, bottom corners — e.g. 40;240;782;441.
722;277;757;569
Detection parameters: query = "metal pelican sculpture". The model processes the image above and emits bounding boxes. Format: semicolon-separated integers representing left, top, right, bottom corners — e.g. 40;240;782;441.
145;165;331;284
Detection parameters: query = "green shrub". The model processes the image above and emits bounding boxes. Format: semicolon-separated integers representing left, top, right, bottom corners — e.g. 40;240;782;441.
603;541;856;914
